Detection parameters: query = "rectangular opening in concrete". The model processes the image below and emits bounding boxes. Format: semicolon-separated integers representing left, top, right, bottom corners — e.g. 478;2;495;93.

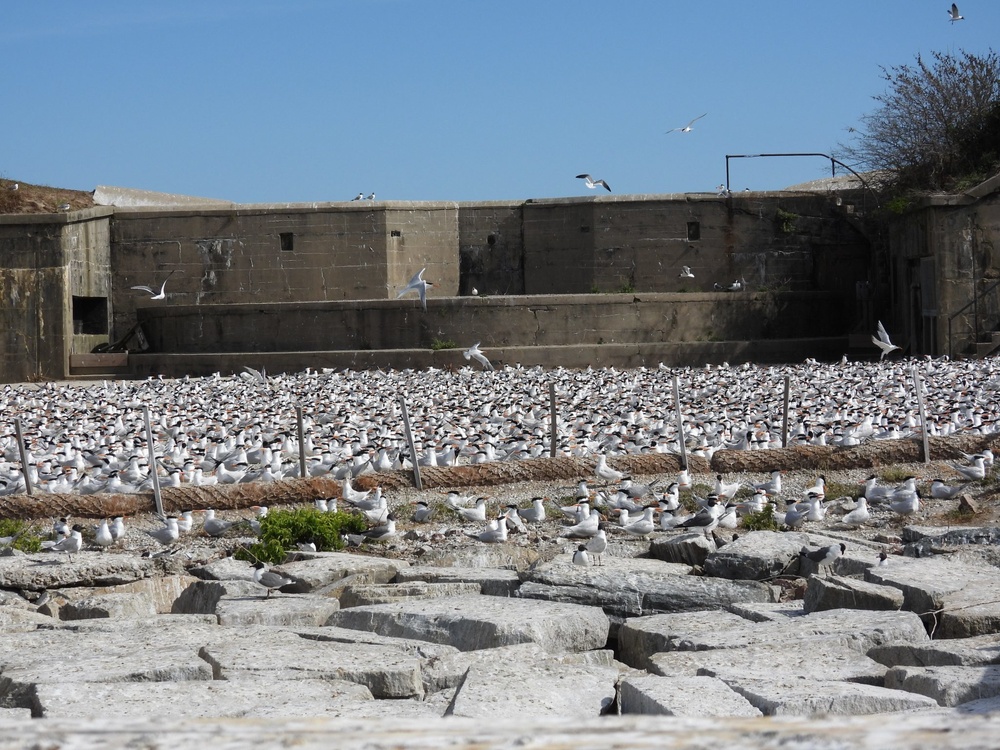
687;221;701;241
72;296;108;335
279;232;294;252
390;230;402;238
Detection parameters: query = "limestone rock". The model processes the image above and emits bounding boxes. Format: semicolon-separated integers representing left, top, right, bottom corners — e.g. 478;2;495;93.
339;581;482;608
394;565;521;597
620;674;762;717
722;676;941;715
327;594;610;653
868;634;1000;668
215;595;340;626
886;665;1000;707
274;553;405;594
0;552;156;591
803;574;904;613
59;592;157;620
649;532;717;567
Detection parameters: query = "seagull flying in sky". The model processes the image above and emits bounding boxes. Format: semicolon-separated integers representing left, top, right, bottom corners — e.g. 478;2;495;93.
679;266;695;278
396;267;433;310
666;113;707;133
576;174;611;192
463;342;494;371
948;3;964;22
872;320;901;360
130;270;177;300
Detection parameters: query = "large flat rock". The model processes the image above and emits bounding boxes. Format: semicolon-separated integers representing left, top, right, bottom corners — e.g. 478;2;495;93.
394;566;521;597
34;678;374;719
618;608;928;671
649;641;887;686
273;553;406;594
519;554;776;621
327;594;609;653
886;665;1000;707
215;595;340;626
867;556;1000;637
339;581;482;607
0;553;157;590
445;659;619;718
620;674;762;717
722;677;941;715
868;634;1000;668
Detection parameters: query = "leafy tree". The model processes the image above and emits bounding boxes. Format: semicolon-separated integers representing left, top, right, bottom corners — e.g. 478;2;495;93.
842;49;1000;192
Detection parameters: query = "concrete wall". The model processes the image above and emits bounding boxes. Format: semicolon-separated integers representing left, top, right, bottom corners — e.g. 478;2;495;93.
459;202;524;296
0;209;112;382
110;202;459;339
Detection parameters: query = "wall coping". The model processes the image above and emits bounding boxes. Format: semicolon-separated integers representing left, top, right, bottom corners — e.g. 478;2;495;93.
0;206;114;226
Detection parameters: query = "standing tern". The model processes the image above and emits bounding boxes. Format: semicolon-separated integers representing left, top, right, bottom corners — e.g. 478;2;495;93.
253;562;293;598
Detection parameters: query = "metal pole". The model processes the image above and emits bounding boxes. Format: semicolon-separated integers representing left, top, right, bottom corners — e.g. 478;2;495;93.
672;375;688;470
549;382;558;458
295;407;307;479
13;418;33;496
399;396;422;490
142;406;164;518
911;367;931;464
781;375;790;448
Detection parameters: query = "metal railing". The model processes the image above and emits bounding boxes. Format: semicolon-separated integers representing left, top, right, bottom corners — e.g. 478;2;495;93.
948;278;1000;359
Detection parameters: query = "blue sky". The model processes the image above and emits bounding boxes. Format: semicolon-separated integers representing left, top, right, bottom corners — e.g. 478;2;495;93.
3;1;995;203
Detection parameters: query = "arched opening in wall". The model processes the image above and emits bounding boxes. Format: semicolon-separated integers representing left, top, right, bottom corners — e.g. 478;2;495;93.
72;296;108;335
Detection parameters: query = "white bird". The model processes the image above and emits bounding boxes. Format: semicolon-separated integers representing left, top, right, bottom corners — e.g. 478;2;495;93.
585;526;608;565
466;516;507;543
109;516;126;542
253;562;292;598
576;174;611;192
572;544;590;567
678;266;695;279
559;508;601;538
753;469;783;496
948;3;963;22
367;192;376;201
396;267;433;310
452;496;488;523
93;519;115;550
595;454;624;484
666;113;707;133
47;525;83;562
621;506;656;538
841;497;870;528
352;192;364;201
463;342;494;371
411;500;434;523
362;514;397;542
889;492;920;518
517;497;547;524
930;478;968;499
146;516;180;546
201;509;236;537
713;474;741;500
950;455;987;481
872;320;901;360
175;509;195;534
799;542;846;576
130;270;177;300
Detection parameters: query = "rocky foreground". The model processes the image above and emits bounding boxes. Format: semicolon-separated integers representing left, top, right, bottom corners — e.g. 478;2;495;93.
2;462;1000;748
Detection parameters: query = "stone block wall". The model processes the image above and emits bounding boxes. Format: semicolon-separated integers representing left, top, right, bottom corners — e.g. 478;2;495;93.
459;202;524;296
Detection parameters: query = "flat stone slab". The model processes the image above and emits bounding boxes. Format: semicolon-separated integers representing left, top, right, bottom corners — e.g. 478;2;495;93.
726;600;805;622
199;630;425;698
339;581;482;608
869;634;1000;668
722;676;940;715
274;553;406;594
171;579;265;614
59;592;157;620
649;532;717;567
394;566;521;597
703;531;810;580
649;641;887;686
327;594;609;653
292;625;459;661
803;574;904;613
886;665;1000;707
866;556;1000;637
34;678;374;719
618;608;928;671
215;595;340;626
415;544;542;572
445;659;618;718
519;554;776;620
0;553;157;590
620;674;762;717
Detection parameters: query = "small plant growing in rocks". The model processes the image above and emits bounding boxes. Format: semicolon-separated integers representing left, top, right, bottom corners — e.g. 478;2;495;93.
823;479;860;500
430;338;457;351
740;505;779;532
235;508;366;565
0;519;43;553
879;467;913;484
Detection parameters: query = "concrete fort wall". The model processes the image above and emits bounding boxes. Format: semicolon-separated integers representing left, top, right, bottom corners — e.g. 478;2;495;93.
110;202;459;339
0;209;112;382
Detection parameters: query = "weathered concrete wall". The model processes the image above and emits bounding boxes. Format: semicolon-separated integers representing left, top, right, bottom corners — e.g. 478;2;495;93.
521;193;870;315
135;292;845;355
459;202;524;296
110;203;459;340
0;210;112;382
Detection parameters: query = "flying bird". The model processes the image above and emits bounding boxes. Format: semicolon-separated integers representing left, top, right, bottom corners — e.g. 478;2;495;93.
396;267;433;310
948;3;964;22
131;270;177;300
871;320;901;360
463;342;494;371
576;174;611;192
666;113;707;133
679;266;695;279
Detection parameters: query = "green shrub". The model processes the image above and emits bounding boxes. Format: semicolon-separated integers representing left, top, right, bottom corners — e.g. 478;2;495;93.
879;467;912;484
234;507;366;565
0;519;43;553
741;505;779;532
430;338;457;351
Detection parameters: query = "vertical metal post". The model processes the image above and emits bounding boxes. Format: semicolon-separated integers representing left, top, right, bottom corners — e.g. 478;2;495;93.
549;382;558;458
912;367;931;464
13;418;33;496
399;396;422;490
142;406;164;518
781;375;790;448
295;407;307;479
672;375;688;470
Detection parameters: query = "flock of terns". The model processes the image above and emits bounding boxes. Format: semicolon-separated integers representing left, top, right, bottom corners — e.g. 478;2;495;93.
0;344;996;571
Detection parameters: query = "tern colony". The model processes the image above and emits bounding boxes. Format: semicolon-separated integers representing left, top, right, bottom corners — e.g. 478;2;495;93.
0;355;998;499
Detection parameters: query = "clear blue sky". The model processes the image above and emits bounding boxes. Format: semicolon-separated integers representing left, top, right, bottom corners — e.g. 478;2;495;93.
3;1;995;203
